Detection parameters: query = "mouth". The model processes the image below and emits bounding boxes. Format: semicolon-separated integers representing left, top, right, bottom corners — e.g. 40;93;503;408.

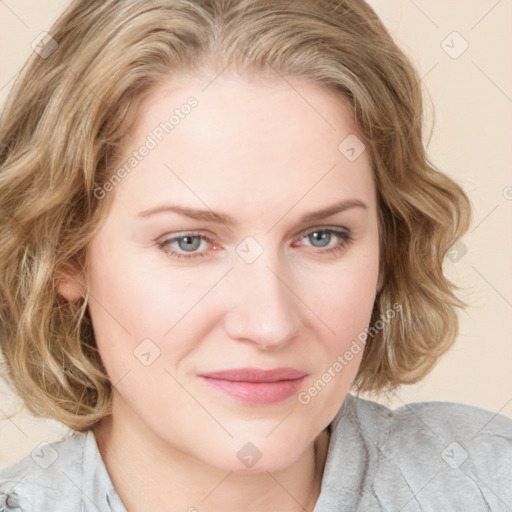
198;368;308;405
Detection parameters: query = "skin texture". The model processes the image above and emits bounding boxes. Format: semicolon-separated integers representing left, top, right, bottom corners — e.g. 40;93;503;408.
59;71;382;512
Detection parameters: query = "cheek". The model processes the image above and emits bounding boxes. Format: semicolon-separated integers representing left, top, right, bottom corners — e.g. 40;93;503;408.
294;258;378;417
301;244;379;390
308;246;379;337
85;241;218;380
330;273;376;333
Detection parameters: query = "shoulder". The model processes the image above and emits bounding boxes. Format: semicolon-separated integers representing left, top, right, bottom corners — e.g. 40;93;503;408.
345;393;512;470
326;393;512;510
346;392;512;444
0;431;88;512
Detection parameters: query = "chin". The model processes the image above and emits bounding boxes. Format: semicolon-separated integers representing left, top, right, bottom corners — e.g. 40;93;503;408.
190;430;313;475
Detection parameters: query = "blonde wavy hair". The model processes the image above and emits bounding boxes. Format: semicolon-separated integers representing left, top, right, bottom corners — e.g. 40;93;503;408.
0;0;472;431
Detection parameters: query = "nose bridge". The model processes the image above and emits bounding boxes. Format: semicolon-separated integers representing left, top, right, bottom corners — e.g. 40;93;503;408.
223;246;301;349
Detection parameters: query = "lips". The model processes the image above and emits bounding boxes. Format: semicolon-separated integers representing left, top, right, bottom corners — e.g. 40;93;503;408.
200;368;307;382
199;367;308;404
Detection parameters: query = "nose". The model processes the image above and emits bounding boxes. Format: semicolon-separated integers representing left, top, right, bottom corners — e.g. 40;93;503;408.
222;252;302;351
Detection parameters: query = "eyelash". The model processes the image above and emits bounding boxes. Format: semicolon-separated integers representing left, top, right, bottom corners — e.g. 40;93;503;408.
157;228;353;261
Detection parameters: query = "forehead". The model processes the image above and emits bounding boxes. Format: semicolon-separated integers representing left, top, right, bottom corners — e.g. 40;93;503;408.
108;72;376;219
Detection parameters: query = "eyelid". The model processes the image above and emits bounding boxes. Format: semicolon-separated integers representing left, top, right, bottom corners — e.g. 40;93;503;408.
157;225;353;262
157;225;351;246
293;224;351;240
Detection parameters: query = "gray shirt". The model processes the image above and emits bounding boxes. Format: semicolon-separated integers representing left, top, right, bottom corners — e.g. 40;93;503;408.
1;393;511;511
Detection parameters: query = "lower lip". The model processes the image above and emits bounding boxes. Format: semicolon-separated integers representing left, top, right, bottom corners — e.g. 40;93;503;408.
200;376;306;404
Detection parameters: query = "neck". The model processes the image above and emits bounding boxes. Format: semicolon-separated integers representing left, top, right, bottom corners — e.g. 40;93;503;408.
93;401;330;512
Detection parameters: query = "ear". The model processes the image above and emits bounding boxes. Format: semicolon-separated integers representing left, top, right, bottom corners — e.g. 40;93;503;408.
55;264;86;302
376;269;385;295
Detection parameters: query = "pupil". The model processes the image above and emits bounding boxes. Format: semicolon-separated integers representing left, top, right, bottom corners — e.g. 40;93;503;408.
312;232;330;247
180;236;200;251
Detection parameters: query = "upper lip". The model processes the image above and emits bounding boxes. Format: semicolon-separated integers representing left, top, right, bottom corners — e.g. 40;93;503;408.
199;368;308;383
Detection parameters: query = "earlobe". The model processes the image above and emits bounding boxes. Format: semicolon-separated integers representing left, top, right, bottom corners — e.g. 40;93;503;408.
55;267;86;302
376;271;385;295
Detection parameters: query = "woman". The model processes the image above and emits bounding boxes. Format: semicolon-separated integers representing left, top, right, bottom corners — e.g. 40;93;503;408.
0;0;510;511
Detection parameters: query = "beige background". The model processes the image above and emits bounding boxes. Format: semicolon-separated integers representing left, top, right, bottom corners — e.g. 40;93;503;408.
1;0;511;470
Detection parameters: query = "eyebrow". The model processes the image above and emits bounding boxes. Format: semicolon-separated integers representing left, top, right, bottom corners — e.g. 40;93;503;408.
136;199;368;226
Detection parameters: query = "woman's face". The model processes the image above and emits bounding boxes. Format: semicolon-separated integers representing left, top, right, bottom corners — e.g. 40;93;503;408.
61;72;381;472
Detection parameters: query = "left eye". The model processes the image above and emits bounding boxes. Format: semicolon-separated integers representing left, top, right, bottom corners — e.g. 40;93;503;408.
157;227;352;261
157;233;211;260
298;228;350;249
